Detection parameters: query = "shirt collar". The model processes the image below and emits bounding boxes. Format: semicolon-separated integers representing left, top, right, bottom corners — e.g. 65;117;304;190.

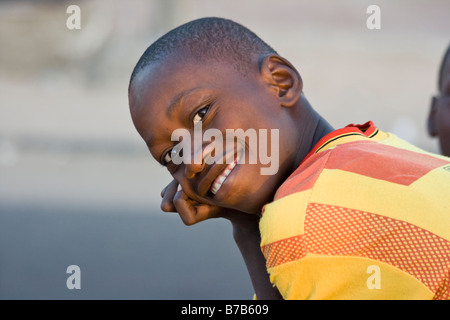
302;121;379;163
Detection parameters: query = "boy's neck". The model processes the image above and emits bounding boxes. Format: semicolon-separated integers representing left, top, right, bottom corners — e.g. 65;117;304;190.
309;116;334;152
292;99;334;171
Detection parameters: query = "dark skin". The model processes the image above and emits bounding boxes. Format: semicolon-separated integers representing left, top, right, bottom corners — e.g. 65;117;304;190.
129;51;333;299
428;50;450;157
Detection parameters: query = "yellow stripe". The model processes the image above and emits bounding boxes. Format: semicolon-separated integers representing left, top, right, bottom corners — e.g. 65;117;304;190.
315;133;367;154
260;190;310;246
310;168;450;240
378;132;450;161
268;254;434;300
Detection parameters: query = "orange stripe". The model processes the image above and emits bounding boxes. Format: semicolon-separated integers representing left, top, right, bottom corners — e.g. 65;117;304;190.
262;234;306;269
261;203;450;299
306;203;450;298
324;141;449;186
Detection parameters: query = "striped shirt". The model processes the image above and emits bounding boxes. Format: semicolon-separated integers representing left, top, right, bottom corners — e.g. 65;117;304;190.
260;121;450;299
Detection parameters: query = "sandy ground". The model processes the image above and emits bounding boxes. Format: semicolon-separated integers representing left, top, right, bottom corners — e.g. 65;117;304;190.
0;0;449;299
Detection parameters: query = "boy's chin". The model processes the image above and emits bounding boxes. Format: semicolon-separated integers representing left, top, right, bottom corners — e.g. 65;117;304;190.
208;163;284;214
225;186;278;215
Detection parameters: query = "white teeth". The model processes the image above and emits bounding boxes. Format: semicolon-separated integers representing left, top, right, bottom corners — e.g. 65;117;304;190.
210;160;237;195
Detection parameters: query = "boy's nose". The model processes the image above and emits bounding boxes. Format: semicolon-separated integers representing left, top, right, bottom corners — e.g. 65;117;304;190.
185;160;205;179
185;145;205;179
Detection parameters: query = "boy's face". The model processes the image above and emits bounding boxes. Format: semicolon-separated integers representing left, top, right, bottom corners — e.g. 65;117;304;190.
429;54;450;157
129;55;299;214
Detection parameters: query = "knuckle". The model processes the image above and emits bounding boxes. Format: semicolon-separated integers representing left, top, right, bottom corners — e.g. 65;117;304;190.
160;201;172;212
181;215;197;226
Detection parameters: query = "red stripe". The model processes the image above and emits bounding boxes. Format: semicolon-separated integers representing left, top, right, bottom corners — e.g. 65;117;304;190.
345;121;377;137
274;136;449;200
324;141;449;186
273;150;330;200
302;121;377;164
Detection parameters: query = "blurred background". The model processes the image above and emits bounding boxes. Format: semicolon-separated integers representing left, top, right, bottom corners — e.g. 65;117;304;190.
0;0;449;299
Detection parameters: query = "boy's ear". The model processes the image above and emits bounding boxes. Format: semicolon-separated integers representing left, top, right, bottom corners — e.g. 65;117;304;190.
260;54;303;108
427;97;438;137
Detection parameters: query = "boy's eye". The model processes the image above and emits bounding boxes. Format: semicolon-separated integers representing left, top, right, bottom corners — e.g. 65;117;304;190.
164;151;173;164
192;106;209;125
163;146;182;165
163;104;210;165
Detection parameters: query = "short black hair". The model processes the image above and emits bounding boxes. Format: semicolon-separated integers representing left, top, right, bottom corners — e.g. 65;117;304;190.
129;17;277;92
438;44;450;91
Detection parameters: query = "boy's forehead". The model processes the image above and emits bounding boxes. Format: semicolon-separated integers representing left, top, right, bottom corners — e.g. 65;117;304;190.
130;57;239;136
130;58;187;110
132;56;250;112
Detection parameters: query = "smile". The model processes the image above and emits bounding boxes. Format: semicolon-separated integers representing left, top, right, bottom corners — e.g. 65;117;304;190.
210;159;238;195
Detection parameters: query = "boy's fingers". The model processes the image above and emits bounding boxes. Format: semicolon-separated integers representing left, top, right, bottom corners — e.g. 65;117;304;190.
160;180;178;212
173;190;221;225
162;182;225;224
160;179;177;198
160;185;168;198
172;190;199;225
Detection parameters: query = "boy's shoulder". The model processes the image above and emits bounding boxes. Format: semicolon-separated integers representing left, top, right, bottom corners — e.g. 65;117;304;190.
259;124;450;300
272;122;450;201
259;122;450;246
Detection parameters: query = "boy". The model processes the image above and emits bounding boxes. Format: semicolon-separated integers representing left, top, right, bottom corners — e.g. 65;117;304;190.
128;17;450;299
428;45;450;157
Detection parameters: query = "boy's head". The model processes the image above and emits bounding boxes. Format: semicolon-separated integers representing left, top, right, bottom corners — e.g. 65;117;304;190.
129;17;277;85
128;17;319;214
428;45;450;157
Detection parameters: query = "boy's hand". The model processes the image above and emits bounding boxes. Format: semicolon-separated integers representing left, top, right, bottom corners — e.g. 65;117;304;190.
160;180;232;225
160;180;260;230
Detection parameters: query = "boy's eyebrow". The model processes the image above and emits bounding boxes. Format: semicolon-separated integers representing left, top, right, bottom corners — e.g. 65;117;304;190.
145;87;203;152
166;87;203;118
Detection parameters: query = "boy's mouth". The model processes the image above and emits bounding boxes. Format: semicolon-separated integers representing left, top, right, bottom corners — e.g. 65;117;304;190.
197;144;244;199
210;159;238;195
